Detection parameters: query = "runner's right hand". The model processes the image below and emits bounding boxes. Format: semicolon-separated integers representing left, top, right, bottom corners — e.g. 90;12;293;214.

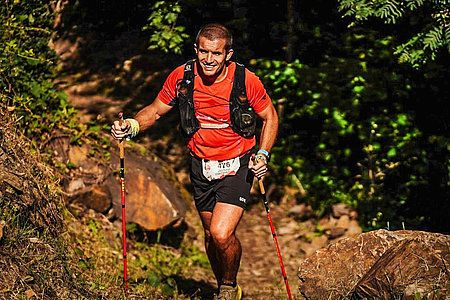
111;120;131;140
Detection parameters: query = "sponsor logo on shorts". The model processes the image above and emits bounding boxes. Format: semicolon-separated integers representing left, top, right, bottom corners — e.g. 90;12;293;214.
239;196;246;203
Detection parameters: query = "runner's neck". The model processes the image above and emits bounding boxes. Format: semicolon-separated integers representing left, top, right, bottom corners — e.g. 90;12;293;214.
214;64;228;83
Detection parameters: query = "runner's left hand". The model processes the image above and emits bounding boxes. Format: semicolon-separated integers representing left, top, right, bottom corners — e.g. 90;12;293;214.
249;154;268;178
111;119;131;140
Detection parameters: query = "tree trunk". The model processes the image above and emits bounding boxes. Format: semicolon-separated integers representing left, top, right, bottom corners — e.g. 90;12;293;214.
286;0;295;62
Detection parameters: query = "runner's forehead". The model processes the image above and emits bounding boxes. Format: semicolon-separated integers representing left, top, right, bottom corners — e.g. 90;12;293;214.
197;37;227;52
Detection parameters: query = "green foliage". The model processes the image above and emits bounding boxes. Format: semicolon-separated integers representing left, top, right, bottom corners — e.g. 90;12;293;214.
133;241;210;296
0;0;79;142
143;1;188;55
338;0;450;67
251;29;441;229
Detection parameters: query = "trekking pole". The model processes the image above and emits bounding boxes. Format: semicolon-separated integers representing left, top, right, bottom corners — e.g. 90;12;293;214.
258;179;293;300
118;112;128;292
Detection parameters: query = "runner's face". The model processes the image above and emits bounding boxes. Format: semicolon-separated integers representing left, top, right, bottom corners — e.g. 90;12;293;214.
195;36;233;79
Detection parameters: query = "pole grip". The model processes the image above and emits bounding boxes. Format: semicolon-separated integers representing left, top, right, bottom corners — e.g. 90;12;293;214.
118;112;125;159
258;178;265;194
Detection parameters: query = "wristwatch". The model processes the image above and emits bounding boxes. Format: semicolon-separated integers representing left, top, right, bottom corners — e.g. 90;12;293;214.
257;149;270;162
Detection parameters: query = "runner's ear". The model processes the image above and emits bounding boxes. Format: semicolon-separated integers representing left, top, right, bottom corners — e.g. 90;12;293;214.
194;44;198;55
226;48;234;61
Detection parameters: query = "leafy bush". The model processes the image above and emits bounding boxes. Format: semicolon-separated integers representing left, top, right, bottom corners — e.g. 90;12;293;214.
0;0;78;144
143;1;188;55
250;30;443;230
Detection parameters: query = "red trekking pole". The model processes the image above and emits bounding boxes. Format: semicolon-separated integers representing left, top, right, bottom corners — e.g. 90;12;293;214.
258;179;293;300
118;112;128;292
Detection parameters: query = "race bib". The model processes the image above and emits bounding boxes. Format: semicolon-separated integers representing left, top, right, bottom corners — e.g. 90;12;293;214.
202;157;240;181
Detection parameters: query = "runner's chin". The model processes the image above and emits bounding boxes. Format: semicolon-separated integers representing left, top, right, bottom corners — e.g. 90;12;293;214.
201;65;218;77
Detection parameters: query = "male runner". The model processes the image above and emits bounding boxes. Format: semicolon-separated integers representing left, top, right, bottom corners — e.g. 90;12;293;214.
111;23;278;299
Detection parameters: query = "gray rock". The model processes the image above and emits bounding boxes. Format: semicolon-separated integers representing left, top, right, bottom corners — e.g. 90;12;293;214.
331;203;352;218
288;204;314;220
326;227;346;239
67;178;85;193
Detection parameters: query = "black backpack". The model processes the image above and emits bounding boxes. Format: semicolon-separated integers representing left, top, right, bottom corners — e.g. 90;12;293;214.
177;60;257;138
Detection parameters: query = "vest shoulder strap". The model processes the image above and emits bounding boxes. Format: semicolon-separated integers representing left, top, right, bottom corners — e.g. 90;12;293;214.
183;60;195;81
233;62;246;95
182;59;195;94
177;60;199;137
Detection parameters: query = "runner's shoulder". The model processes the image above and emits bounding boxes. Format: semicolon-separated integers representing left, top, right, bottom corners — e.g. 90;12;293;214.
242;65;263;84
169;63;187;78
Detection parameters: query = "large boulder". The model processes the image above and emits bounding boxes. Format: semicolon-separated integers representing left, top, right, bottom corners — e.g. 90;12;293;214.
50;136;188;231
106;149;188;231
298;230;450;299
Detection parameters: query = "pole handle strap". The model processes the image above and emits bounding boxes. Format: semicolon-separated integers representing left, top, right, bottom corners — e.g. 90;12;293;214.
118;115;125;159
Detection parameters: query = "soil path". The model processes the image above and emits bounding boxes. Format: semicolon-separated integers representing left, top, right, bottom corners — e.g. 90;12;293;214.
237;204;306;299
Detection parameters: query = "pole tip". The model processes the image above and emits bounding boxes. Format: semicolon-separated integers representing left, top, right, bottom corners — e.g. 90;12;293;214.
118;112;123;119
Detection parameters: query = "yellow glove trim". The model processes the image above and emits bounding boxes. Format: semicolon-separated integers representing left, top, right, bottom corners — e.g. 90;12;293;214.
125;118;140;140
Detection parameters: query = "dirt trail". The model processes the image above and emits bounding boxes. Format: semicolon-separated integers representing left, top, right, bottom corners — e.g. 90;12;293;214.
237;205;305;299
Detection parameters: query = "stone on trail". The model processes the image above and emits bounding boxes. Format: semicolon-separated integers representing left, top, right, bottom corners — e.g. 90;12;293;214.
297;230;450;299
326;227;346;239
331;203;352;218
351;235;449;299
346;220;362;236
106;149;188;231
287;203;314;220
72;185;112;214
336;215;350;228
51;137;187;231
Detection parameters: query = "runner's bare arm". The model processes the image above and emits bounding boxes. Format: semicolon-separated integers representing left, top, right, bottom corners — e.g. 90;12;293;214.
134;96;173;131
111;96;172;139
257;102;279;153
248;102;278;177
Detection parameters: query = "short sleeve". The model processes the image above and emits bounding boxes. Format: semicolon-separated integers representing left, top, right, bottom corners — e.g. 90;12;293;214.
245;69;272;113
157;65;185;106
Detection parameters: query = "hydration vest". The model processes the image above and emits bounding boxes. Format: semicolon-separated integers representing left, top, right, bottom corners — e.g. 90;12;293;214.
177;60;257;138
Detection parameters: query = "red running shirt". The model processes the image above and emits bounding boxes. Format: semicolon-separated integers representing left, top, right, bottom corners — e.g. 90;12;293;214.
158;61;272;160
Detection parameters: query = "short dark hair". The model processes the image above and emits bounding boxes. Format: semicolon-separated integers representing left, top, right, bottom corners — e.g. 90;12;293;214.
195;23;233;51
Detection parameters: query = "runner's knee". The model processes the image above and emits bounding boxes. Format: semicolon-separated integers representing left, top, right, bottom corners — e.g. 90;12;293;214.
210;227;234;248
204;228;212;243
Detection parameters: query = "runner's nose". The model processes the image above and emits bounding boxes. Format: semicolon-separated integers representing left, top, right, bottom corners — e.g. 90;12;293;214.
206;52;213;63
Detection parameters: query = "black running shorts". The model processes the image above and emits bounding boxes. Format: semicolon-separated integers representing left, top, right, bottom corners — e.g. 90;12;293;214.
189;151;255;212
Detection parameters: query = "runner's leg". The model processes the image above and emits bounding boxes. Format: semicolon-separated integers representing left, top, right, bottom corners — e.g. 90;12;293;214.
209;202;244;285
199;211;223;285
